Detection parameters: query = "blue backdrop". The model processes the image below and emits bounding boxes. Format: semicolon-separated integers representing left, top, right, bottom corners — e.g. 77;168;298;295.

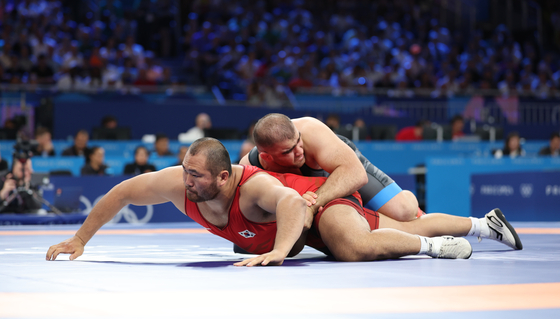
471;171;560;221
426;157;560;217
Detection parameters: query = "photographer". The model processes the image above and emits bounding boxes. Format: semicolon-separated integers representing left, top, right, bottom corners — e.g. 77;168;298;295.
0;157;42;214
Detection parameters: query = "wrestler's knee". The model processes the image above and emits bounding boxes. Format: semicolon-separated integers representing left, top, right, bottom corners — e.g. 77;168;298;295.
380;190;418;221
331;242;385;262
332;248;368;262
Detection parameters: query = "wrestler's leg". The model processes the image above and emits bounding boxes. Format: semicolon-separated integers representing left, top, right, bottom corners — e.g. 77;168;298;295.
317;204;424;261
377;190;419;222
377;212;472;237
376;209;523;250
361;162;418;222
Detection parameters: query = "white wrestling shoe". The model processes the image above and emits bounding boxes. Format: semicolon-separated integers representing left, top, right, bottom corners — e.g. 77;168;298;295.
428;236;472;259
483;208;523;250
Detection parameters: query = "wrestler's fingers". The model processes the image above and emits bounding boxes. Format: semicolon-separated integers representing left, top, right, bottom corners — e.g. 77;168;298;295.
261;257;270;266
46;246;55;260
51;248;62;261
234;256;258;267
301;193;316;206
305;191;318;199
246;256;266;267
69;249;83;261
46;245;62;261
52;245;76;261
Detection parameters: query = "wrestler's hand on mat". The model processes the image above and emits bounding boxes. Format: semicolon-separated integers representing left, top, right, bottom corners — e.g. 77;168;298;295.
233;249;286;267
46;236;86;261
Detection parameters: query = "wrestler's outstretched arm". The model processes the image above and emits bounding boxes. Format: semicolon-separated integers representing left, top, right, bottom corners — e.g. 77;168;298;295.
296;117;368;210
234;173;307;266
46;167;185;261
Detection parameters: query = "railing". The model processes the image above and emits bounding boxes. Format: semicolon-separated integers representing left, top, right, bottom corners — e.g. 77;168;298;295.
438;0;477;38
490;0;542;47
2;83;559;99
0;83;209;95
2;84;559;128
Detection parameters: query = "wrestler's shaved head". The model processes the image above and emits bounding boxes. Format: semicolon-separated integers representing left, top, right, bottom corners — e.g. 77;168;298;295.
188;137;232;176
253;113;296;149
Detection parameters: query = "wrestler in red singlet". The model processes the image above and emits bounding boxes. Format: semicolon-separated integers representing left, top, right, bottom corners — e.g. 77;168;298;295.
184;165;380;255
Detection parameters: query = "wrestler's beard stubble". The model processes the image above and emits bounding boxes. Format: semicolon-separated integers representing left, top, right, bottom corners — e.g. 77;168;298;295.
186;180;220;202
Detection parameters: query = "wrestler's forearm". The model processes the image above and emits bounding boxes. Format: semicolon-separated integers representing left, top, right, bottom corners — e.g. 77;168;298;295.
287;230;308;257
75;185;128;244
274;195;307;256
314;166;367;208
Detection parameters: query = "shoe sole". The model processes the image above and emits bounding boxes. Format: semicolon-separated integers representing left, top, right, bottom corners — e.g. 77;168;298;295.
440;236;473;259
493;208;523;250
465;244;473;259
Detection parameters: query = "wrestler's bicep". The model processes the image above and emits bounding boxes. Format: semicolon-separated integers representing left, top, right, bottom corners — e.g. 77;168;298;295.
303;121;359;173
119;166;184;206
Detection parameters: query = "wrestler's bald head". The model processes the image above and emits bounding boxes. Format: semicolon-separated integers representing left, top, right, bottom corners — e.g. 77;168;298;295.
253;113;296;149
188;137;232;176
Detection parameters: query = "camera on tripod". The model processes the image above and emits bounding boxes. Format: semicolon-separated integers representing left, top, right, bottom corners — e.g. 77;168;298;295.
13;139;39;163
0;139;59;214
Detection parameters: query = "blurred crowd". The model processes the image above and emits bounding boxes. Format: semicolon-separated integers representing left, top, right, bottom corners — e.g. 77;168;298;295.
183;0;560;104
0;0;177;91
1;0;560;102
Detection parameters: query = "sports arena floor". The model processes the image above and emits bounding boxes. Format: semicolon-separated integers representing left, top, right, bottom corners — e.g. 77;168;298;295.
1;221;559;318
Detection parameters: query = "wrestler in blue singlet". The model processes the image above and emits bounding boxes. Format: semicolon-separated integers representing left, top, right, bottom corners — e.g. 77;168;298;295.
247;134;402;211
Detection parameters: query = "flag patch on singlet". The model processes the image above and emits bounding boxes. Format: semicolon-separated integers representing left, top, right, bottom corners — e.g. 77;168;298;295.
238;230;256;238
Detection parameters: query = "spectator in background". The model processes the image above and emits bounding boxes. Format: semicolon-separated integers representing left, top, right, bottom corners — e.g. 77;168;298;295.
353;118;369;140
119;57;138;85
236;121;257;163
0;43;12;69
0;153;8;171
144;51;163;83
539;132;560;156
178;113;212;143
450;115;465;140
246;80;264;106
396;120;427;142
30;54;54;84
154;133;173;156
133;68;156;86
61;42;84;71
33;127;55;157
354;118;367;130
288;67;314;92
81;146;108;176
62;130;90;157
0;157;41;213
101;115;118;129
493;132;526;159
325;114;341;131
123;146;156;175
175;145;189;166
56;64;85;91
158;67;173;86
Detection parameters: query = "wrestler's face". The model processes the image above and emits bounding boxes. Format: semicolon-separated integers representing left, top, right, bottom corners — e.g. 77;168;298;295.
182;153;220;202
268;131;305;168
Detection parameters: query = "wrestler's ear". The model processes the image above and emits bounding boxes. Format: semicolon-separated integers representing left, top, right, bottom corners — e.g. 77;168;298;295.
260;152;273;162
217;170;229;185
